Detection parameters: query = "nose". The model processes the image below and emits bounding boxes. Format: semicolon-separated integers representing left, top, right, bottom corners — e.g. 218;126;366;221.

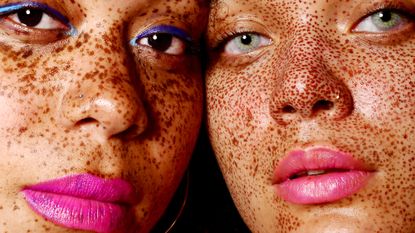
269;30;353;125
58;33;148;142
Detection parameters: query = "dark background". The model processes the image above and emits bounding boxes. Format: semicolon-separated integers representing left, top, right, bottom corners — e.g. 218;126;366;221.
152;127;251;233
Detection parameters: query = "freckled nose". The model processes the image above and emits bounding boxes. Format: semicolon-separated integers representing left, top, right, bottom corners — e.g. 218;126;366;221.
269;33;353;125
59;79;148;140
58;37;148;141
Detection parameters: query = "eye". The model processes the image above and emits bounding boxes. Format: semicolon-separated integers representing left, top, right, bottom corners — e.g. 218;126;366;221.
137;33;186;55
0;2;75;43
353;9;412;33
0;2;72;30
7;7;66;30
223;32;271;55
131;25;194;55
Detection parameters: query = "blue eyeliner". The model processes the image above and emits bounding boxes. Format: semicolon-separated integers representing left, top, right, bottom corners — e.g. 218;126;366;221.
0;2;77;36
130;25;193;46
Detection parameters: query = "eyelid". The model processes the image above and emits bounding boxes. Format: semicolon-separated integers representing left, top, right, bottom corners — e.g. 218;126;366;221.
208;19;272;49
356;8;412;27
347;0;415;33
0;2;77;35
0;2;68;23
130;25;193;46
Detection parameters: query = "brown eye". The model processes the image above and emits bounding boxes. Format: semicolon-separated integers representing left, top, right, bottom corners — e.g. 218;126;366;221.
0;3;76;44
131;25;194;55
147;33;173;52
17;8;43;27
8;7;67;30
136;33;187;55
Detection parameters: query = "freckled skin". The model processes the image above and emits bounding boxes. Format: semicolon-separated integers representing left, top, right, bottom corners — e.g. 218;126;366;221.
206;0;415;233
0;0;207;232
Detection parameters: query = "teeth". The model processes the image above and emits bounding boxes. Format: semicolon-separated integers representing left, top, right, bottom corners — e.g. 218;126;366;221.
289;170;330;180
307;170;326;176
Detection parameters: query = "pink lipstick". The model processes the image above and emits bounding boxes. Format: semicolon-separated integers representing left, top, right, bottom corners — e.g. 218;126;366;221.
21;174;138;233
273;147;374;204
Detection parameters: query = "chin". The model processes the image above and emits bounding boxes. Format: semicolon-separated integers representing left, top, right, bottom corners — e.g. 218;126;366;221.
293;216;376;233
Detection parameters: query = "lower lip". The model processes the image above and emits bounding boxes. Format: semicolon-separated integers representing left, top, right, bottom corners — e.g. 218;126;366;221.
275;171;372;204
22;189;130;233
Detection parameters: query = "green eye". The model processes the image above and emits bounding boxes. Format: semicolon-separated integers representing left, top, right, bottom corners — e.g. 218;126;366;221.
354;9;411;33
224;32;271;55
371;11;401;30
232;34;260;52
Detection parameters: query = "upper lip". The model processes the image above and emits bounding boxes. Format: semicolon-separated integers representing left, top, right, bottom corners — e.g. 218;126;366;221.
273;146;375;184
23;173;138;205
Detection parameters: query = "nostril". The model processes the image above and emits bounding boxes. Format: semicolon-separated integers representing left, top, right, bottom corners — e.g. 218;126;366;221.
282;105;296;113
312;99;334;114
75;117;98;127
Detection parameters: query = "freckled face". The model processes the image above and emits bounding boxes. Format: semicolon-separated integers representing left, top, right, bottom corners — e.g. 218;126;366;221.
206;0;415;232
0;0;206;232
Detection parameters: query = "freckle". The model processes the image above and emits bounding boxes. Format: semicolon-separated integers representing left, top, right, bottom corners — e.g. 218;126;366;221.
75;41;82;48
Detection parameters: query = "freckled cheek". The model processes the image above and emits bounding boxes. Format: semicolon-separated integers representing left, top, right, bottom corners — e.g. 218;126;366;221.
152;79;202;152
352;76;415;124
0;95;36;131
208;72;268;127
353;84;387;120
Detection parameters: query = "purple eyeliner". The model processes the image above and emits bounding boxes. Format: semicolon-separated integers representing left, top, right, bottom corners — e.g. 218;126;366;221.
0;2;77;36
130;25;193;46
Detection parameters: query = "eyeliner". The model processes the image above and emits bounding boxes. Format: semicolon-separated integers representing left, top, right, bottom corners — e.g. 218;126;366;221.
131;25;193;46
0;2;77;36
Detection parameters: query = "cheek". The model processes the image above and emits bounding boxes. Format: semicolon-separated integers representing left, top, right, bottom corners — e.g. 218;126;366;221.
208;68;265;120
0;95;37;132
142;69;203;161
207;69;277;182
351;68;415;126
0;51;64;133
0;89;49;138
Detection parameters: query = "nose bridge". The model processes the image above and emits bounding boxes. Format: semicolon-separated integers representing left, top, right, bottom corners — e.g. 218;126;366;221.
58;26;148;141
269;25;353;124
285;25;325;69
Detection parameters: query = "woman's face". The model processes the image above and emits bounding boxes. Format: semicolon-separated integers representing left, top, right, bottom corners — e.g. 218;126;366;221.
0;0;206;232
206;0;415;232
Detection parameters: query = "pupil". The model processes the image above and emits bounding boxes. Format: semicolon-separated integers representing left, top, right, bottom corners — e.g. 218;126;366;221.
240;34;252;45
17;8;43;27
148;33;173;52
378;11;392;22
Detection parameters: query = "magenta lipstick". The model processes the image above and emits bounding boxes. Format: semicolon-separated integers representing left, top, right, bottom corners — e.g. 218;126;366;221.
22;174;138;233
273;147;374;204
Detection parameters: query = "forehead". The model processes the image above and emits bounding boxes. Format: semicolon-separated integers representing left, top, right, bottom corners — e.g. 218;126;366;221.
0;0;208;14
211;0;415;16
208;0;415;36
62;0;208;35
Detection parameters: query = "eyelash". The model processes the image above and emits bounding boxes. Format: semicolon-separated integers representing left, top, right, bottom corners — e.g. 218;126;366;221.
355;2;415;28
362;1;413;17
213;29;256;51
130;25;199;55
0;2;67;22
0;2;76;34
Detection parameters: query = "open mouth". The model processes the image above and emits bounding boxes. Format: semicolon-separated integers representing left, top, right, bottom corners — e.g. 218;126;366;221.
288;168;350;180
273;147;375;205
